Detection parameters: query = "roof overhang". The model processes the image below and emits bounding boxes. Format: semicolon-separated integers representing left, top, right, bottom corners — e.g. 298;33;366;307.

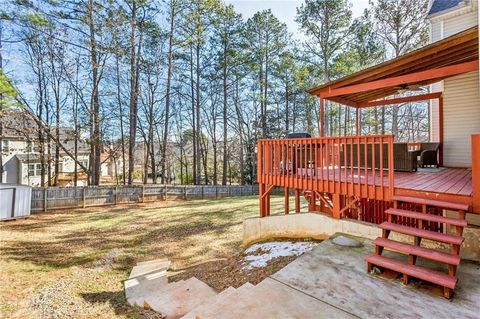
308;26;479;108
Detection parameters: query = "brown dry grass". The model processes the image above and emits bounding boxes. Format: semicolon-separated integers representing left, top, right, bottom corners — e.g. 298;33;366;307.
0;195;305;319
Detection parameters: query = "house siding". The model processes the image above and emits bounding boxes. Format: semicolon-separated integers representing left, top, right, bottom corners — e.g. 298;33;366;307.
427;0;478;167
443;10;478;36
443;71;480;167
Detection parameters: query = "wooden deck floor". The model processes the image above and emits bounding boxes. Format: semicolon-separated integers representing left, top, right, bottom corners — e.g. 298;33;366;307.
394;168;472;196
297;167;472;197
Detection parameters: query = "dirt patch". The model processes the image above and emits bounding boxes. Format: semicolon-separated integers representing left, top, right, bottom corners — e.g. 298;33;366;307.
169;239;319;291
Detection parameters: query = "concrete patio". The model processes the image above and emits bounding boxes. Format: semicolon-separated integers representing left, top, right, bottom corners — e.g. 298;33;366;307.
267;234;480;319
207;233;480;318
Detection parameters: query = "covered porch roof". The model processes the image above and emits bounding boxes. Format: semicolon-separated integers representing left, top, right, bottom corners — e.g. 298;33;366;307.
307;26;479;108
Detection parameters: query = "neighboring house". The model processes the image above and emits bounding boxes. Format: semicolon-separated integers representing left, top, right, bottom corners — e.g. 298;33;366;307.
427;0;479;167
1;110;90;186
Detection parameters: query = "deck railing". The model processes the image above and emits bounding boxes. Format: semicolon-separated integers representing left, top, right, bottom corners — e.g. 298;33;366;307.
257;135;394;201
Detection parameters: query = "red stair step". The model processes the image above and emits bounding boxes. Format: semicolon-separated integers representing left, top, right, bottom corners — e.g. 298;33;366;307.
365;254;457;289
385;208;467;227
373;237;461;266
380;222;464;246
393;195;469;212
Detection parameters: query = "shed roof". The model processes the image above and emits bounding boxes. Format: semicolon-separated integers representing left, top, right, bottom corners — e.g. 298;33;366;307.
307;26;478;107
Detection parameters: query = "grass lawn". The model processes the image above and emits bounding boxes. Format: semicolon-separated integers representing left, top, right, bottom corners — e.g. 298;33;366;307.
0;195;302;319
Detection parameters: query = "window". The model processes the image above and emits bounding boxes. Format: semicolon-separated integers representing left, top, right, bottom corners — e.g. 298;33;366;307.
79;160;88;171
26;141;33;153
35;164;44;176
2;140;9;153
28;164;35;177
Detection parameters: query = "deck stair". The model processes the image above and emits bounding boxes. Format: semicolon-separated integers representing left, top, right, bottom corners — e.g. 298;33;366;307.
365;195;469;298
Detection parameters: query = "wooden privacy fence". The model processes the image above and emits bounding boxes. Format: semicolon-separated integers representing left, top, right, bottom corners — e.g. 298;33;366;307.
31;184;259;212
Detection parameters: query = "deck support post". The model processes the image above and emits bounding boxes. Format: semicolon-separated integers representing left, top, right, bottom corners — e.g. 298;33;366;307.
319;98;325;137
259;183;265;217
284;187;289;214
259;184;271;217
472;134;480;213
332;193;341;219
294;189;300;213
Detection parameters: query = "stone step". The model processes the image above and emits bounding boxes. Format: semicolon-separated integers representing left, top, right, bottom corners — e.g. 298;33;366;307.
144;277;218;319
200;278;356;319
180;286;237;319
129;259;171;279
181;282;254;319
125;272;171;306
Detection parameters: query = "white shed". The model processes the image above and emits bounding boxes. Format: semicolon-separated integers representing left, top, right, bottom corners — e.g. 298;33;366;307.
0;184;32;221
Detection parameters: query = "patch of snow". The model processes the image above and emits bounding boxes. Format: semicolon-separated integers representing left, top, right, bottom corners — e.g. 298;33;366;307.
242;241;317;270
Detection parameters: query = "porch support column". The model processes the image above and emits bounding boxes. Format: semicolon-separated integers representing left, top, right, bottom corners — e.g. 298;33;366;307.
355;107;360;136
319;97;325;137
439;96;444;167
472;134;480;213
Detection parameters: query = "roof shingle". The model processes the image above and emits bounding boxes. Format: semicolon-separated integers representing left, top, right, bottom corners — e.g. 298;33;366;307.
428;0;465;16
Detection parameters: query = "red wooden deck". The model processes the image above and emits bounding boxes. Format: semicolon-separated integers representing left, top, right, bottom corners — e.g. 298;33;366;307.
297;167;471;196
394;168;472;197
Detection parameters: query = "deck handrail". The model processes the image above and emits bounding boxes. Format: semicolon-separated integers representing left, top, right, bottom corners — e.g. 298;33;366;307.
257;135;395;201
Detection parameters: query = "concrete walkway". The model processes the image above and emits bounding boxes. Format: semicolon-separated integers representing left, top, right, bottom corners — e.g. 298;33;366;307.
271;235;480;319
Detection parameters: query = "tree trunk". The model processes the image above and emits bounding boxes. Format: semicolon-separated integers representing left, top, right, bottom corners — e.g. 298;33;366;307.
128;0;138;185
221;39;228;185
195;43;201;184
162;1;175;184
88;0;101;185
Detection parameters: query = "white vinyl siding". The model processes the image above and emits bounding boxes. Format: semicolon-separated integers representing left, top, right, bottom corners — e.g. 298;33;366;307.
443;71;480;167
430;20;442;42
427;1;478;167
429;82;443;142
443;10;478;37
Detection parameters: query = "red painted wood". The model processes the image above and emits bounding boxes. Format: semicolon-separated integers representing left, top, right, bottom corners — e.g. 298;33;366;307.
373;237;461;266
385;208;467;227
393;195;469;211
365;254;457;289
360;92;442;107
321;60;478;98
472;134;480;213
380;222;464;245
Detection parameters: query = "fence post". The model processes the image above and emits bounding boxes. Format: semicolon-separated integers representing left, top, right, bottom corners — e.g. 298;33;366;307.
82;187;86;208
201;185;204;199
228;185;232;197
114;186;118;205
43;187;47;212
215;186;218;199
184;185;187;200
141;185;145;203
164;184;168;201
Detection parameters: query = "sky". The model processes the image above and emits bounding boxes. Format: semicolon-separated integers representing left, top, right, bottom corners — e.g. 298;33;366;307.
224;0;372;39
